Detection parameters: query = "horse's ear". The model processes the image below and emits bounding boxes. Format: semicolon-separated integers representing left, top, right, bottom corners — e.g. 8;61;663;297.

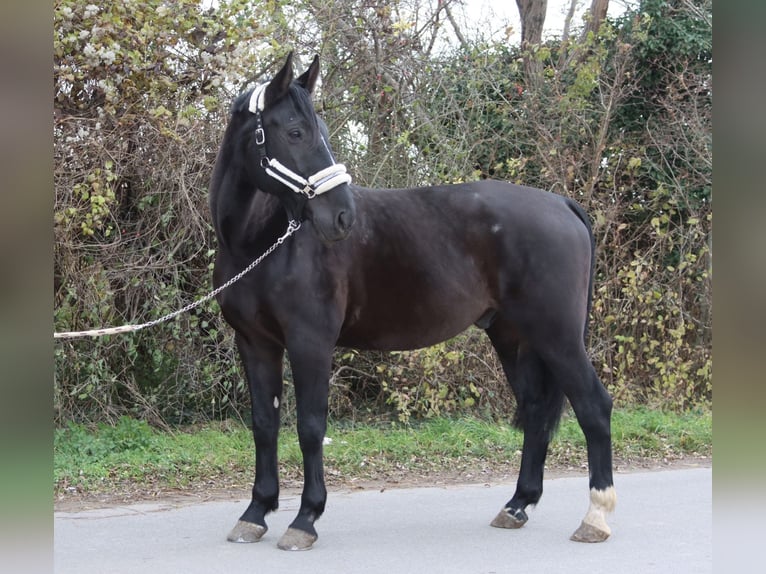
265;51;294;106
297;54;320;94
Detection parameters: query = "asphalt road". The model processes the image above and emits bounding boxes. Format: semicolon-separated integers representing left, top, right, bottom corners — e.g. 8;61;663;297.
54;467;711;573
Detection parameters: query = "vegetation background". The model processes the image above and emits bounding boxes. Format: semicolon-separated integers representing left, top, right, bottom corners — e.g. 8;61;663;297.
53;0;712;428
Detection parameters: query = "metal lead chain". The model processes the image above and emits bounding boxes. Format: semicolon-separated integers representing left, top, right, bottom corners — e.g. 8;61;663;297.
54;220;301;340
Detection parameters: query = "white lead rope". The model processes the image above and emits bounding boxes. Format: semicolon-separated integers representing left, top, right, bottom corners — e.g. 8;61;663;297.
54;221;301;340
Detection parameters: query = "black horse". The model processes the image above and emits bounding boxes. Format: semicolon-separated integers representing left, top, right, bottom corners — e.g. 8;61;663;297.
209;53;616;550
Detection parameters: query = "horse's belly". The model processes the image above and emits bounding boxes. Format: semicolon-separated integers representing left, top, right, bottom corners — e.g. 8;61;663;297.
337;298;489;351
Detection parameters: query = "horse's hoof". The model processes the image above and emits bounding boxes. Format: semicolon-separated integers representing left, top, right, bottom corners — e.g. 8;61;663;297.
277;527;317;551
227;520;267;543
570;520;611;543
490;507;528;529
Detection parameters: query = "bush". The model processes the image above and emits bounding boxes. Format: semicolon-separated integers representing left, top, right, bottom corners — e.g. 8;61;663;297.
328;330;511;424
54;0;712;426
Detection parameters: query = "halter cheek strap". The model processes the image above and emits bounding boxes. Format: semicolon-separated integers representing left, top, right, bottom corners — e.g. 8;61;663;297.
248;82;352;199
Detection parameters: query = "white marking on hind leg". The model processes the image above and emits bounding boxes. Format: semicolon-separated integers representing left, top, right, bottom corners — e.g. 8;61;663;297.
273;396;279;408
582;486;617;534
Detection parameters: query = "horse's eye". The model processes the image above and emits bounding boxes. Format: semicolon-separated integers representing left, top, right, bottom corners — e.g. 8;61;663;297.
288;129;303;140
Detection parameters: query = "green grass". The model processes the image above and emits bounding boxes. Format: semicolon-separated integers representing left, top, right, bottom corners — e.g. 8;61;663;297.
54;407;711;501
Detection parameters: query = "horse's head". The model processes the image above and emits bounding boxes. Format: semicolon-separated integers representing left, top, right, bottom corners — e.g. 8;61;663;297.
235;52;355;242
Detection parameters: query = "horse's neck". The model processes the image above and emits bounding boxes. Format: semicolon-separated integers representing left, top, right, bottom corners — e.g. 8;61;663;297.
214;173;285;254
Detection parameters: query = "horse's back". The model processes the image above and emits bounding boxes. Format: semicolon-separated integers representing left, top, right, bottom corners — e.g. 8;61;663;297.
352;180;591;289
354;179;582;238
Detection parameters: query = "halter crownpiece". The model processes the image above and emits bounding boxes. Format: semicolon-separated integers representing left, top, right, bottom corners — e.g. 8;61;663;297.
248;82;352;198
248;83;268;114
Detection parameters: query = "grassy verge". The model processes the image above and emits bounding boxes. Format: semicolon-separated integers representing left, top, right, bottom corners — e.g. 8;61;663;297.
54;407;711;503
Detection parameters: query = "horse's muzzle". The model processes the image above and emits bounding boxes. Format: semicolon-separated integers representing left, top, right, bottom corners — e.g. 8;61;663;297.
335;207;355;238
315;208;354;243
307;184;356;243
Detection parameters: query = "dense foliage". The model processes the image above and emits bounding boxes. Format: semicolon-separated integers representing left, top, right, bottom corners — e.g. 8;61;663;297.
54;0;711;425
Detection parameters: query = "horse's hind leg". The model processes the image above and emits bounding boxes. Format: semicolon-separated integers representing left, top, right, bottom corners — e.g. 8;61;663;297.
487;326;565;530
227;334;284;543
543;344;616;542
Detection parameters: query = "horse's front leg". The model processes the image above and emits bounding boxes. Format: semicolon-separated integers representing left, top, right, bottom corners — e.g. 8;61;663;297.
277;340;334;551
227;334;284;543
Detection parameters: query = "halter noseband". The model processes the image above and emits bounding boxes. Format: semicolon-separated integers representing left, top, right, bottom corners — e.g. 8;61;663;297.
248;83;352;199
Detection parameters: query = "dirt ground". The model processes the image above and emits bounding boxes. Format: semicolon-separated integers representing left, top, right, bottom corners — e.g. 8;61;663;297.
53;454;711;513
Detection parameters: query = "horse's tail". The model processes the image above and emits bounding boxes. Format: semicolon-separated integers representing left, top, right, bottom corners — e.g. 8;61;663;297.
566;198;596;344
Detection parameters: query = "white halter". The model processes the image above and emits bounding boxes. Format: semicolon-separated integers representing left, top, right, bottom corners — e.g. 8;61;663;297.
249;83;352;198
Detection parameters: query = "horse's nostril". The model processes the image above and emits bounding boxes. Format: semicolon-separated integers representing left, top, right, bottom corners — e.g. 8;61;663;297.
337;210;354;233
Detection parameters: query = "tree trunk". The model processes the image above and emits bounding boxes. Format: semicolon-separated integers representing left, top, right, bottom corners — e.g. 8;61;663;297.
515;0;548;47
558;0;580;67
580;0;609;41
561;0;579;45
514;0;547;86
